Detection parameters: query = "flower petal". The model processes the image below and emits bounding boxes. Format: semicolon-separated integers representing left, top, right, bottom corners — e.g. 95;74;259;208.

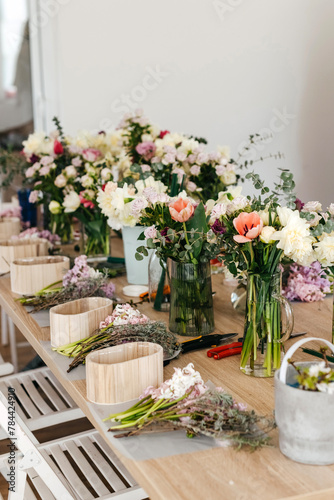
233;235;252;243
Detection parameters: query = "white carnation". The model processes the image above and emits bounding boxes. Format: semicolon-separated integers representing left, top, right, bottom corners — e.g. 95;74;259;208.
314;235;334;267
272;211;314;265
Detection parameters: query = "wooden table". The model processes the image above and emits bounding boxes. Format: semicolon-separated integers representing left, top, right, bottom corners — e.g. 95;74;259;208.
0;267;334;500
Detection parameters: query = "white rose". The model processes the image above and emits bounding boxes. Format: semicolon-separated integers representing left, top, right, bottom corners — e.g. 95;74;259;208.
308;212;321;227
226;196;249;215
85;164;96;175
303;201;322;213
81;174;94;188
141;133;153;142
328;203;334;217
49;200;62;214
63;191;81;213
64;165;77;178
101;168;112;181
260;226;276;244
221;170;236;186
258;209;270;226
217;145;231;162
54;174;67;188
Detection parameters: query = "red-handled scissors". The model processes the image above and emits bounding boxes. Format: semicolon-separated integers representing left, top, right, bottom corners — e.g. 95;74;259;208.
207;341;243;359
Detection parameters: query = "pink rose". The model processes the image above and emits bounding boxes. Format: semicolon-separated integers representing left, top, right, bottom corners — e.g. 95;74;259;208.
29;190;39;203
215;164;225;176
190;165;201;176
144;225;157;240
187;181;197;192
40;156;54;165
82;148;102;162
26;166;37;178
40;165;51;176
135;141;156;161
72;156;82;167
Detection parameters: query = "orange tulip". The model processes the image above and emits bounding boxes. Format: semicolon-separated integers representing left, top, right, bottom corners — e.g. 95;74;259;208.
233;212;263;243
169;197;194;223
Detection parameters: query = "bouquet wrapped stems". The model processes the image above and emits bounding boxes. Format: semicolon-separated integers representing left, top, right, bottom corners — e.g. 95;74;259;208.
169;260;214;336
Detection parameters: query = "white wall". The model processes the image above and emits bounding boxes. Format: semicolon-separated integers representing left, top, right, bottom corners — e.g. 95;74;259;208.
31;0;334;207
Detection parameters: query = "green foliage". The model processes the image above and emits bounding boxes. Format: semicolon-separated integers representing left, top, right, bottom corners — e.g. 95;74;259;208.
0;148;27;188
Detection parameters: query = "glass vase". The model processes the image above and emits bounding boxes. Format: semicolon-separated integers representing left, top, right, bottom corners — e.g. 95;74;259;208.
240;271;294;377
332;292;334;344
50;213;73;244
169;260;214;336
148;252;170;312
81;218;110;258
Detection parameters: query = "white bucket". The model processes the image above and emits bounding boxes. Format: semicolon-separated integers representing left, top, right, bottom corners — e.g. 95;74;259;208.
122;226;151;285
275;337;334;465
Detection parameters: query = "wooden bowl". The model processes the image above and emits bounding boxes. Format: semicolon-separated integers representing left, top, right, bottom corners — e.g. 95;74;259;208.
10;256;70;295
0;238;49;274
50;297;113;348
0;217;21;240
86;341;164;404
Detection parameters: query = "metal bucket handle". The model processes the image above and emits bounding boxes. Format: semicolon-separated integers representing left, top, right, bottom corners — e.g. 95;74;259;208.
279;337;334;384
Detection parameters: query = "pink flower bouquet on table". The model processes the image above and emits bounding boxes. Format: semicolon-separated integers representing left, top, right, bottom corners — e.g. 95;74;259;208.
208;169;334;376
22;118;117;249
133;188;220;335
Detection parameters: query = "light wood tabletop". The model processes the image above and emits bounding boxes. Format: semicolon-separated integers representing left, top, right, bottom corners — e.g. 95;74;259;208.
0;250;333;500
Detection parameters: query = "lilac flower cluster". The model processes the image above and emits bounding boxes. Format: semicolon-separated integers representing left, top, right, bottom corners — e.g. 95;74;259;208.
12;227;60;246
62;255;100;287
283;261;331;302
0;206;22;220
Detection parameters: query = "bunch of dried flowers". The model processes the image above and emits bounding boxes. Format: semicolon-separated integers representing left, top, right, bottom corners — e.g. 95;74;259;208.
53;319;178;372
105;363;275;450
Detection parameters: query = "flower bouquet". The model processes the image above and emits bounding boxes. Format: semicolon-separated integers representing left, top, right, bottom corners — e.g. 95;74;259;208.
18;255;115;312
210;170;334;376
118;110;283;204
104;363;275;450
97;176;169;284
23;119;116;251
134;188;220;335
53;303;178;372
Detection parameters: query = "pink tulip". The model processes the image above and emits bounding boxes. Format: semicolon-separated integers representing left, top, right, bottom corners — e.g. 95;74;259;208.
169;198;194;223
233;212;263;243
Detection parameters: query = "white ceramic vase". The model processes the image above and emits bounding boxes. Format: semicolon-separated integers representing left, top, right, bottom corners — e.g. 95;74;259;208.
122;226;151;285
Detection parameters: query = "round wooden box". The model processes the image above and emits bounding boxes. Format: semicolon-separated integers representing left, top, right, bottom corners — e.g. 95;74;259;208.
50;297;113;348
10;256;70;295
86;341;164;404
0;238;49;274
